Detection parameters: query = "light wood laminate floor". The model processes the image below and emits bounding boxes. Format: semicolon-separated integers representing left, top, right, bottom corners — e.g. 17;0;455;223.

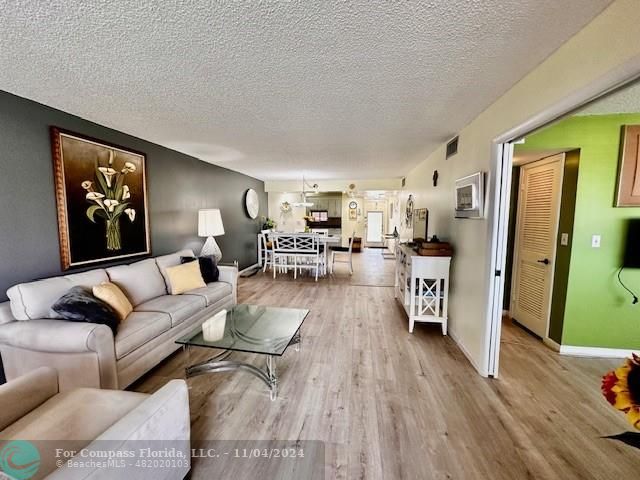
132;260;640;479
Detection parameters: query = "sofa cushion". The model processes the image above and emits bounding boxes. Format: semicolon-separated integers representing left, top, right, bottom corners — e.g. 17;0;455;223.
106;259;166;306
7;269;109;320
185;281;233;306
115;311;171;360
155;249;195;291
135;294;206;327
0;388;147;479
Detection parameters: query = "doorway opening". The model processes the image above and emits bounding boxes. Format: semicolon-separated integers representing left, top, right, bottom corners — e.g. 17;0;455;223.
503;149;581;349
365;211;384;247
487;73;640;377
508;154;564;339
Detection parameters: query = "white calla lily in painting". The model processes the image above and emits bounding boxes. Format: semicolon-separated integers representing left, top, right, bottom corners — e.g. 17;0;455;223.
125;208;136;222
82;148;139;251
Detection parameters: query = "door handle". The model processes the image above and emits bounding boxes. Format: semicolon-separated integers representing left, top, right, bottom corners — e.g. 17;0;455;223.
537;258;550;265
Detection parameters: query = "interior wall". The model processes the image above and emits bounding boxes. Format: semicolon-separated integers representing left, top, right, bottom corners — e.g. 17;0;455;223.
267;192;307;233
516;115;640;349
387;194;402;239
0;90;267;302
341;194;365;244
400;0;640;374
548;150;580;344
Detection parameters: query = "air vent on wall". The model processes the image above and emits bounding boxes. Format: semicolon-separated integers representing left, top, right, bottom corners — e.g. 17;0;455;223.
446;136;459;159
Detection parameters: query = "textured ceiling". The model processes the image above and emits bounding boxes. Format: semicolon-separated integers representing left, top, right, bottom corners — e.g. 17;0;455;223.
0;0;612;180
575;80;640;115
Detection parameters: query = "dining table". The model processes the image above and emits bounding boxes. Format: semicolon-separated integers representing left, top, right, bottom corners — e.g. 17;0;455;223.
257;232;341;276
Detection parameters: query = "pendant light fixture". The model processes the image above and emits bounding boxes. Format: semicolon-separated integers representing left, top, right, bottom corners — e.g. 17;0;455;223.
291;176;319;207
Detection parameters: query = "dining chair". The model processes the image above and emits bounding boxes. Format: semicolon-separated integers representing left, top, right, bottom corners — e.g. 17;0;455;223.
273;233;321;281
259;229;274;272
330;231;355;275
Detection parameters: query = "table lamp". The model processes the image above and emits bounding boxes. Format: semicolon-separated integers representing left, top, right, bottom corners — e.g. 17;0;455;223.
198;209;225;262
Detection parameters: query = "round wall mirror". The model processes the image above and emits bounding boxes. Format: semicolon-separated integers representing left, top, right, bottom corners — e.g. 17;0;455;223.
245;189;260;219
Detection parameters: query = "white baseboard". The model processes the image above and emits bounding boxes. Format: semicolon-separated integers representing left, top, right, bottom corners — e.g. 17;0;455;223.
559;345;638;358
543;337;561;352
239;263;260;275
449;327;489;377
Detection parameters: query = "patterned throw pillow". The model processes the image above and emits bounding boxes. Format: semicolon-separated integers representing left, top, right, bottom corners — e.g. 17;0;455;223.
51;286;119;334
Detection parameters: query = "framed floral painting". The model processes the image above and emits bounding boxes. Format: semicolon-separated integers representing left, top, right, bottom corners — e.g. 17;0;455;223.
51;128;150;270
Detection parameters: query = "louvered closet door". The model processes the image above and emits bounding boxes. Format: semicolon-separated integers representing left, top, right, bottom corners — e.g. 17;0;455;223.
511;154;563;337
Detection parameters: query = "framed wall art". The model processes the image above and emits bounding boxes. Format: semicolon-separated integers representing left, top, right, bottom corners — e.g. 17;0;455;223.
51;128;150;269
615;125;640;207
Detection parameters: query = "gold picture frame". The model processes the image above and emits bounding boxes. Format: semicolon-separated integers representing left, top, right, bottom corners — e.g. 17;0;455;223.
51;128;151;270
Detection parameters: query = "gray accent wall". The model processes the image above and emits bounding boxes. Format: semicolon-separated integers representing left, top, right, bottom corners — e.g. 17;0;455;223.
0;90;267;302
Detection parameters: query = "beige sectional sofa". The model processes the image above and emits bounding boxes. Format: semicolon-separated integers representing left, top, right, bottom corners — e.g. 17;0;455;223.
0;367;190;479
0;249;237;391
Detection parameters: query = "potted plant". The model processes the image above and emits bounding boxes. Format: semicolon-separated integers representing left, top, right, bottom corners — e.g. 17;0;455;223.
261;217;276;230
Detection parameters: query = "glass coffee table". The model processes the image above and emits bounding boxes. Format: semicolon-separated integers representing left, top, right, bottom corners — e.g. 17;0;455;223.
176;304;309;400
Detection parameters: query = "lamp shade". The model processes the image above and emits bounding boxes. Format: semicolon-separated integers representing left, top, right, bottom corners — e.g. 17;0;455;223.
198;209;225;237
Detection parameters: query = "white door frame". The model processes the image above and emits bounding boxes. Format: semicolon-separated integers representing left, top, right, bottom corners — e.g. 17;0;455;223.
509;154;565;339
484;57;640;378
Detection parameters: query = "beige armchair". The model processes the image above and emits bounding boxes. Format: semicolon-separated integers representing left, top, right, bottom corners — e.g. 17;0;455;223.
0;367;190;480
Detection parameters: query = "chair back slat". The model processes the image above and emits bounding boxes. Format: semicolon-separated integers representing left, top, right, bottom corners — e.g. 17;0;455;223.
273;233;319;253
347;231;356;254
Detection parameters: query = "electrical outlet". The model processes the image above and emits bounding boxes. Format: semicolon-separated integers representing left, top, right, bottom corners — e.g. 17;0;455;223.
592;235;601;248
560;233;569;246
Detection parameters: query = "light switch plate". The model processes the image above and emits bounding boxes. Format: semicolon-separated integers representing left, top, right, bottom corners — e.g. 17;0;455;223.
560;233;569;246
592;235;601;248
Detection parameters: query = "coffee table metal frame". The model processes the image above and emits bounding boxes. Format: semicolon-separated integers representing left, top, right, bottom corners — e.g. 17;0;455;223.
182;327;301;401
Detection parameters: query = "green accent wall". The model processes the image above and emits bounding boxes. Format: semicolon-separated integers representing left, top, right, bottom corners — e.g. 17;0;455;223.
515;114;640;349
548;150;579;343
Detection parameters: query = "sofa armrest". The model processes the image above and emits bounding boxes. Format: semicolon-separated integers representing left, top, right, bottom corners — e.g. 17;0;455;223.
0;319;114;353
0;320;117;390
48;380;191;480
218;265;238;303
0;367;59;431
0;302;14;325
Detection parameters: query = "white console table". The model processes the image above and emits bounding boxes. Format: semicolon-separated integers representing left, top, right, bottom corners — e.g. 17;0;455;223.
394;244;451;334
